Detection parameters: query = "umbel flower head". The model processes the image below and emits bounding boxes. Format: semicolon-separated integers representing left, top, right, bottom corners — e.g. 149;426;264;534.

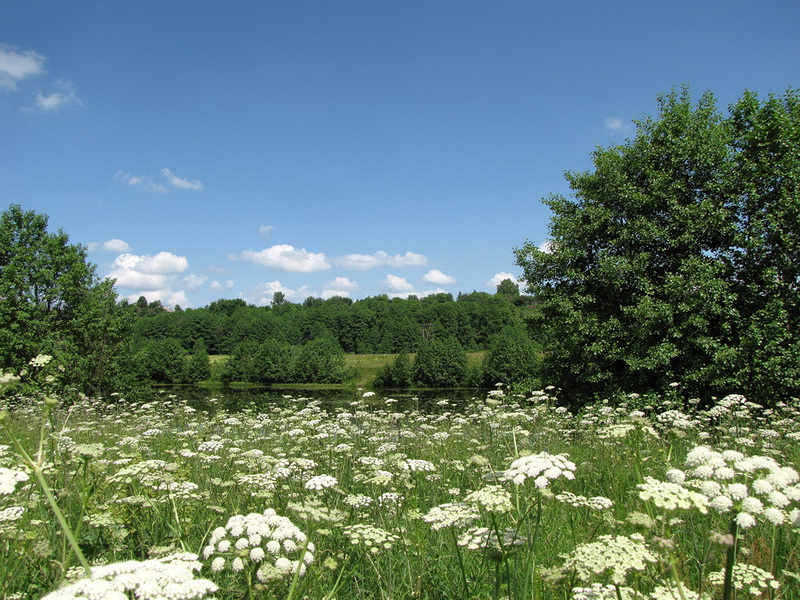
202;508;314;582
553;533;657;585
681;445;800;528
503;452;576;488
40;552;218;600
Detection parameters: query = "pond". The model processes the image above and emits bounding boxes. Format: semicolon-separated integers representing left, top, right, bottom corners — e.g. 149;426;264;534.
154;385;489;413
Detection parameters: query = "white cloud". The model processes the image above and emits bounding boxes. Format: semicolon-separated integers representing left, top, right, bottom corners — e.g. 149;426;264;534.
258;225;274;236
114;170;168;193
88;238;132;253
538;240;553;253
182;273;207;291
324;277;360;292
241;281;312;306
336;250;427;271
161;168;203;190
321;277;360;298
241;244;331;272
33;79;82;111
106;251;191;307
0;45;45;90
423;269;456;285
210;280;234;291
605;116;632;134
384;274;414;293
487;272;520;288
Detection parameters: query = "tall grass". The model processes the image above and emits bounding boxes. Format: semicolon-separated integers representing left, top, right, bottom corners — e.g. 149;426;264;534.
1;387;798;599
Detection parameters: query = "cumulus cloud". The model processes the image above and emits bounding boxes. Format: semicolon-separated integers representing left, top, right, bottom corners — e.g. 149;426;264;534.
33;79;82;111
182;273;207;291
210;280;234;291
105;251;191;307
114;170;168;193
0;45;45;90
384;274;414;293
241;244;331;272
322;277;360;298
87;238;132;253
161;168;203;190
241;281;312;306
487;272;521;288
336;250;427;271
423;269;456;285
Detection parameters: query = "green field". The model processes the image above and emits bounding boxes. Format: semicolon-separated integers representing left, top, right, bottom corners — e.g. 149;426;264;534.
2;389;798;599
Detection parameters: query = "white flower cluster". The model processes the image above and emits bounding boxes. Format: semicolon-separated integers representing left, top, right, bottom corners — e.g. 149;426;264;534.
421;502;480;530
503;452;576;487
555;492;614;511
681;445;800;528
637;477;709;513
402;459;436;472
571;583;634;599
707;563;779;596
40;553;217;600
304;474;338;490
202;509;314;582
0;467;29;495
341;523;399;553
556;533;657;585
457;526;526;552
464;485;513;513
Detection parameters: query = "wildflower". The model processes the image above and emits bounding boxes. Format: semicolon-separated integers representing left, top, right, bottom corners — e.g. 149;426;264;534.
202;509;313;581
707;563;779;596
0;468;29;495
637;477;709;513
465;485;513;513
554;533;657;585
556;492;614;510
571;583;635;599
304;474;338;490
40;553;217;599
503;452;576;487
341;524;399;553
457;526;526;553
421;502;479;530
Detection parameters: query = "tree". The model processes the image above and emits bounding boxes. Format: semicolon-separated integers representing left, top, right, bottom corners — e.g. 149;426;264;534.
182;339;211;383
412;337;467;388
0;205;134;395
515;88;800;405
483;326;540;387
252;338;293;384
293;335;348;384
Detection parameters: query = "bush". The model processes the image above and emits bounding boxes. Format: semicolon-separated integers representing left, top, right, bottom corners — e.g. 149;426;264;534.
412;337;467;388
293;336;349;384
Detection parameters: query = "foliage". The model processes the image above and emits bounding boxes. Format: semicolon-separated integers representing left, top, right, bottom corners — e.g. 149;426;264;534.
482;326;540;387
515;88;800;405
251;338;293;384
0;204;136;397
374;352;413;389
292;335;349;384
182;339;211;384
413;337;468;387
136;338;187;384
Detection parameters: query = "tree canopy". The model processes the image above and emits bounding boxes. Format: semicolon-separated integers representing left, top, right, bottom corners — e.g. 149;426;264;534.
0;205;134;396
515;88;800;405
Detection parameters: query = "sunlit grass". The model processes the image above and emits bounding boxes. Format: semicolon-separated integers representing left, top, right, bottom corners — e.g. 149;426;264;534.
1;388;799;599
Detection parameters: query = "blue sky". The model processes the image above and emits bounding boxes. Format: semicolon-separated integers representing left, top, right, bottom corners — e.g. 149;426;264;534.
2;2;798;308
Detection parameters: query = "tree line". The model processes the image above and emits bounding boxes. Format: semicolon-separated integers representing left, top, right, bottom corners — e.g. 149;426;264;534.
4;87;798;406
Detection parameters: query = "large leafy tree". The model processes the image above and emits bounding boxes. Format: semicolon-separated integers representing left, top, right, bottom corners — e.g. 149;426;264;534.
0;204;135;395
515;88;800;404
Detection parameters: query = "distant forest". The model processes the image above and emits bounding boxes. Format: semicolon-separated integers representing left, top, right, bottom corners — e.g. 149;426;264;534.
130;283;535;356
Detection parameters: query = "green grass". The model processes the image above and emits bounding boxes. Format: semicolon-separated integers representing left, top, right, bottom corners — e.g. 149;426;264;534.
5;389;797;599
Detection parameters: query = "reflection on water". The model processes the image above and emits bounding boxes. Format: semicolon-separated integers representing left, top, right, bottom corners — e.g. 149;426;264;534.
153;386;488;413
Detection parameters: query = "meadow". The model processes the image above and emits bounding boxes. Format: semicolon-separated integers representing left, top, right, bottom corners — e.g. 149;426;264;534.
1;386;799;599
